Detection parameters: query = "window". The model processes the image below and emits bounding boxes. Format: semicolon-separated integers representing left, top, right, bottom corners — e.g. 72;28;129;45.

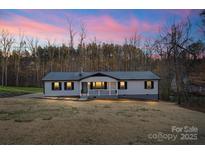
64;82;74;90
118;81;127;89
52;82;61;90
145;81;154;89
90;82;107;89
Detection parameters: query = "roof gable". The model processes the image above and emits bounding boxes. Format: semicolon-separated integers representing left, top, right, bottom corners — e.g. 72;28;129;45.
79;72;119;80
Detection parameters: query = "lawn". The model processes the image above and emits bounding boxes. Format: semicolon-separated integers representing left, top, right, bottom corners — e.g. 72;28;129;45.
0;86;42;97
0;97;205;144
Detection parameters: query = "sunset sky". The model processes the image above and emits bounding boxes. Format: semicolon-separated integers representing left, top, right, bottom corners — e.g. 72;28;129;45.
0;9;203;45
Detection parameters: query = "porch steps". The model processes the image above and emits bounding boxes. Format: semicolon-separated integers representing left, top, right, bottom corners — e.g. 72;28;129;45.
78;96;89;101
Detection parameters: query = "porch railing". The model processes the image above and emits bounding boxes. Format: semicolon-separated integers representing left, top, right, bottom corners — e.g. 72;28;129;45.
88;89;117;96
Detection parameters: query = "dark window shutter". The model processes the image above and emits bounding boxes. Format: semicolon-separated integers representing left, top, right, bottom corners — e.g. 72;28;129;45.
52;82;54;90
43;82;45;94
64;82;66;90
125;82;127;89
90;82;93;89
118;82;120;89
151;81;154;89
104;82;107;89
72;82;74;90
59;82;62;90
144;81;147;89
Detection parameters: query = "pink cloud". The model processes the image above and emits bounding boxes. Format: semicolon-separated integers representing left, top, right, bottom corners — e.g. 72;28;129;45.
84;15;161;42
0;13;161;44
0;14;66;41
130;17;161;33
86;15;125;33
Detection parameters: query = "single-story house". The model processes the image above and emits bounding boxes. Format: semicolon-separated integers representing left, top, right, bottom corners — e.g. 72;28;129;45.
42;71;160;100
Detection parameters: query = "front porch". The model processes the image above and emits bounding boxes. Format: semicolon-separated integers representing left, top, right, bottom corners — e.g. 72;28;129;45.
80;82;118;97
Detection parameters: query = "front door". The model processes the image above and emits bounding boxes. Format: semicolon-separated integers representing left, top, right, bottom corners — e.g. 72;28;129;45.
81;82;88;94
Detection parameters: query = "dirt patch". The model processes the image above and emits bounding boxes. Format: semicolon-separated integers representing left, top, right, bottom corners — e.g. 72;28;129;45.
0;98;204;144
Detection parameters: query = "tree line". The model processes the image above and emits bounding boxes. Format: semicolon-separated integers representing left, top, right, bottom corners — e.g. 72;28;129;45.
0;11;205;103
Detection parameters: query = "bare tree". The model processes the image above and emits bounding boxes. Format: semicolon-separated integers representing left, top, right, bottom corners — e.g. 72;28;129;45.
200;10;205;37
79;22;86;46
58;46;63;72
79;22;87;71
129;32;141;48
0;29;15;86
159;19;192;104
46;39;56;72
27;37;39;85
65;18;77;71
66;18;77;49
143;39;154;70
124;32;143;71
15;31;26;86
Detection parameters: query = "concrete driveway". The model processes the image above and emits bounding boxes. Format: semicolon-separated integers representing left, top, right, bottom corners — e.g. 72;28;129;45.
14;93;44;99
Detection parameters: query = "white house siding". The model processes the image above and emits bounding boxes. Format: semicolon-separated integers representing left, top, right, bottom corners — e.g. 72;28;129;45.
44;81;80;96
43;77;159;99
118;80;158;95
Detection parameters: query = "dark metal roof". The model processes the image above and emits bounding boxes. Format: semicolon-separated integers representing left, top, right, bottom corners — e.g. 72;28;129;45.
42;71;160;81
103;71;160;80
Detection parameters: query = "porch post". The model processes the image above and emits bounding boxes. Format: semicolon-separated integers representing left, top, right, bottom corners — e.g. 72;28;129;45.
87;82;89;96
80;81;81;96
116;82;118;96
109;82;111;95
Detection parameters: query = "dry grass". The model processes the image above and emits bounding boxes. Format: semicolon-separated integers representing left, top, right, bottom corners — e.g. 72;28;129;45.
0;97;205;144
